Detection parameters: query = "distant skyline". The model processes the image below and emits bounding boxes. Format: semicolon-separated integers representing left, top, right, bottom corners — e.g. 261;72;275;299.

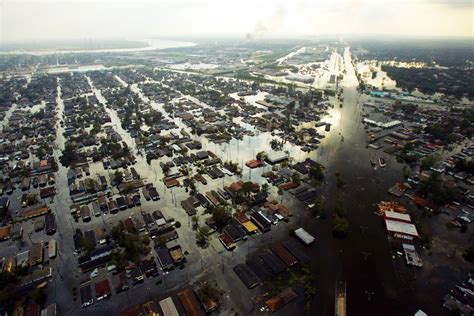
1;0;473;44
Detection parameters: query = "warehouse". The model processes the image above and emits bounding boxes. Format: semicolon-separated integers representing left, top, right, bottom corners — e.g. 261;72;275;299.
384;210;412;223
385;219;419;240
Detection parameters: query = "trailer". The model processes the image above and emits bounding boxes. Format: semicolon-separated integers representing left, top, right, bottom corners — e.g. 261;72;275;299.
294;228;315;245
159;297;179;316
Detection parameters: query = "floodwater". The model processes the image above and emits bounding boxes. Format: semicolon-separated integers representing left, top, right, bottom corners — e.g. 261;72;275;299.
0;39;196;56
116;48;412;314
44;45;437;314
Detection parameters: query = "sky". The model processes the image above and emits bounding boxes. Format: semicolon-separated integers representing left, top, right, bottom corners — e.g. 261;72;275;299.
0;0;472;43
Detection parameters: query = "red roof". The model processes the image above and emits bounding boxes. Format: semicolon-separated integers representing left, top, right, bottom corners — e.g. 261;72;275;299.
177;289;205;316
95;279;111;298
124;218;135;232
413;197;438;210
24;303;40;316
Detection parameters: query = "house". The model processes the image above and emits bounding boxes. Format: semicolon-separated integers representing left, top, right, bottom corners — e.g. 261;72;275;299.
28;242;44;266
250;208;271;232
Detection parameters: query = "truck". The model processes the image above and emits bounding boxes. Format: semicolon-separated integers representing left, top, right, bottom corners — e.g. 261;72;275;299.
45;213;56;235
48;239;57;259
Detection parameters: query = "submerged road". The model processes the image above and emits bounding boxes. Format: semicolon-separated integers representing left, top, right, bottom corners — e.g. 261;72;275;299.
305;47;409;316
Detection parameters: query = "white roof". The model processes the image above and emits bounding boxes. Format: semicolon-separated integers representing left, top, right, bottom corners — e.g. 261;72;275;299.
159;297;179;316
384;211;411;222
295;228;315;244
156;218;167;226
171;144;181;151
414;310;427;316
385;219;418;237
267;152;289;163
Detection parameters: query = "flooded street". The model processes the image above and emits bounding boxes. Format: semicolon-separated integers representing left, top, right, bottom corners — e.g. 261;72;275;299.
299;47;409;315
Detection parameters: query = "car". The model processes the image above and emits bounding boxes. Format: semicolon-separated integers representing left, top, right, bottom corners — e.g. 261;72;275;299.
90;268;99;278
107;264;117;273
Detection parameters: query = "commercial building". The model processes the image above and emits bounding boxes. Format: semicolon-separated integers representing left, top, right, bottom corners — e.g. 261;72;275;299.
385;219;419;240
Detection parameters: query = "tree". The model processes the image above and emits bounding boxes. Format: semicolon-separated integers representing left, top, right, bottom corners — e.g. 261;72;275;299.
242;181;255;198
308;164;325;185
212;206;231;229
421;155;438;170
113;171;124;185
59;144;77;167
191;215;200;230
30;288;47;306
463;243;474;262
291;173;301;185
416;223;432;247
196;226;210;246
0;271;18;307
256;151;267;161
332;216;349;237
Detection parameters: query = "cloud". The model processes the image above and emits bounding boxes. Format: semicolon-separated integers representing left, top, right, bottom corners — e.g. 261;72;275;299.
245;5;287;40
427;0;473;8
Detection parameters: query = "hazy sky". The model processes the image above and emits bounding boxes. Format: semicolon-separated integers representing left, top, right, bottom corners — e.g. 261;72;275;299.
1;0;472;43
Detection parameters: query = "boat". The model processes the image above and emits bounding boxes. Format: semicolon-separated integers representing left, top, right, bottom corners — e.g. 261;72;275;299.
379;157;386;168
